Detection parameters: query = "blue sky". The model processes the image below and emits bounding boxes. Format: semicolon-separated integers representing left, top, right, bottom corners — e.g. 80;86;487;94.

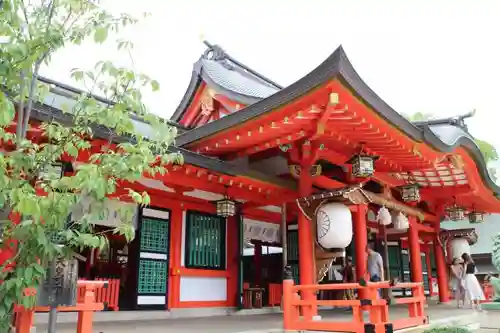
42;0;500;170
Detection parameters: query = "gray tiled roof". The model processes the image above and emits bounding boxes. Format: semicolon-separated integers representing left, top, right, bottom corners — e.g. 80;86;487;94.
427;124;474;146
199;58;280;100
170;42;282;122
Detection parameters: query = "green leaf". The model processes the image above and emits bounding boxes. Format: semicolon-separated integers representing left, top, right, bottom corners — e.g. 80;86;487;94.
128;189;142;204
0;93;15;126
33;263;46;277
64;142;79;158
151;80;160;92
24;267;33;281
3;294;13;308
70;69;84;81
94;27;109;43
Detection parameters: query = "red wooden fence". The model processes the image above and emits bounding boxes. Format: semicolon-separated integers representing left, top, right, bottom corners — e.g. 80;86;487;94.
15;281;105;333
78;278;120;311
268;283;282;307
283;280;427;333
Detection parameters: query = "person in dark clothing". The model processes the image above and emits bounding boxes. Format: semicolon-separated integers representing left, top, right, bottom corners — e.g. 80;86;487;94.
341;256;356;300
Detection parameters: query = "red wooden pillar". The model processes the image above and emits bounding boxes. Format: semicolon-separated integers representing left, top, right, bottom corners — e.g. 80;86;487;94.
168;204;183;309
353;204;368;295
226;214;239;307
408;217;423;283
433;228;450;302
297;167;316;315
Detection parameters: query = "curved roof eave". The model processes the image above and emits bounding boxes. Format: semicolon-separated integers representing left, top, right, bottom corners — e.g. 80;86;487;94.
420;124;500;197
175;45;500;199
170;70;203;122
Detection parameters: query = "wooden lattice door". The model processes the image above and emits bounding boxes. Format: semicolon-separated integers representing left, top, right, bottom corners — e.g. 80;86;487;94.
136;208;170;308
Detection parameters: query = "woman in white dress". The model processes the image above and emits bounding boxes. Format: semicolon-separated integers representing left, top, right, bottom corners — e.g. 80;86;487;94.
461;253;485;310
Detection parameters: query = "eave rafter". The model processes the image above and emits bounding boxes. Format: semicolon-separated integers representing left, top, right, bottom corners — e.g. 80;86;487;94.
75;143;297;206
3;114;298;211
190;89;443;177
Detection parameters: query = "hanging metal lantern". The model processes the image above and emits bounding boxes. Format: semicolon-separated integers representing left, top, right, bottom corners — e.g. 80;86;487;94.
468;211;484;224
347;154;376;178
446;204;465;221
399;183;420;202
216;195;236;217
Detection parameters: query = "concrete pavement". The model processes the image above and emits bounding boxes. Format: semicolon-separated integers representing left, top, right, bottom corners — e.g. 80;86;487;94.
32;304;486;333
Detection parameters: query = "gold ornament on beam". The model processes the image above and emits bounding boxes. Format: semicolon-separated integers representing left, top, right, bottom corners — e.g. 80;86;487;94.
412;145;422;157
310;164;322;177
316;122;325;136
289;165;301;178
448;155;465;170
329;92;339;105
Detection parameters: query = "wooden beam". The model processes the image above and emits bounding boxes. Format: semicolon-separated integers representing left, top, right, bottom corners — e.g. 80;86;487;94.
312;175;346;190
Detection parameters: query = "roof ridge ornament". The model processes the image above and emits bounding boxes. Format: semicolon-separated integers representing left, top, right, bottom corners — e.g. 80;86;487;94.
202;40;228;61
451;109;475;131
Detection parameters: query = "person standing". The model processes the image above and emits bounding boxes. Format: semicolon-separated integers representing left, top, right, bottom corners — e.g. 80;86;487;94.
461;253;484;310
366;244;384;298
366;244;384;282
449;257;465;308
341;256;356;300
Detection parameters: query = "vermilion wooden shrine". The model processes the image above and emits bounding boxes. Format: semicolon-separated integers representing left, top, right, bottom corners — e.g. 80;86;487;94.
1;42;499;326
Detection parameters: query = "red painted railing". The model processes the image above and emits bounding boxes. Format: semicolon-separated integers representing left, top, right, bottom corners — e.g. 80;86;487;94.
78;278;120;311
268;283;282;307
283;279;427;333
15;281;106;333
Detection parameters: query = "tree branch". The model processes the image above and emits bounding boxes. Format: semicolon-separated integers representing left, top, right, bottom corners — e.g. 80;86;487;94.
15;72;26;149
21;0;56;138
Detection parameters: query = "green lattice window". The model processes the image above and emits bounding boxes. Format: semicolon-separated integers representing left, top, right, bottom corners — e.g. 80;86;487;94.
140;217;169;253
388;245;403;280
421;254;430;291
138;259;167;294
185;211;225;269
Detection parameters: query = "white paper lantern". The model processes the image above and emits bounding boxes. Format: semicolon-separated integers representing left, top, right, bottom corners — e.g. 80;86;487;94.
447;238;471;263
316;203;353;249
393;212;409;230
376;206;392;226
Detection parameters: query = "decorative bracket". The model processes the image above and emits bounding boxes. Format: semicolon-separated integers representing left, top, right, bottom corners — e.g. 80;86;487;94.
289;164;323;179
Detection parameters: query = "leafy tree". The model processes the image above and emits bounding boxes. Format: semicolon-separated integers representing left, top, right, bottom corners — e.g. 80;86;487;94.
474;139;498;164
0;0;181;329
404;112;498;180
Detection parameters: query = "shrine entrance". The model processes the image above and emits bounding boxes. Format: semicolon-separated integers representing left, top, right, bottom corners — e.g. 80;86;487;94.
241;218;282;308
76;225;130;311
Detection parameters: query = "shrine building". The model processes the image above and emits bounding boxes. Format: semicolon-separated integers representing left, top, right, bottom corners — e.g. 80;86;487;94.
1;42;499;320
